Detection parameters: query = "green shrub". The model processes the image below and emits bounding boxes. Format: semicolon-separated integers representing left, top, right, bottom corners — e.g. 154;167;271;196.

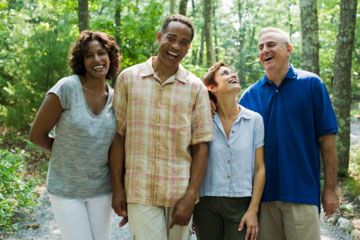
0;148;39;231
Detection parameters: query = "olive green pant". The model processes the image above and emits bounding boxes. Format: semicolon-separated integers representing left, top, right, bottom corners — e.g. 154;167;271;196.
193;196;251;240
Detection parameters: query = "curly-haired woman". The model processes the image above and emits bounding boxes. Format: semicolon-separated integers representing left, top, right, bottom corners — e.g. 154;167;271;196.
29;30;120;240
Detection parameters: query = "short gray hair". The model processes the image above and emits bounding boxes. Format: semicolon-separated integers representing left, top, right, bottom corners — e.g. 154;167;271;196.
258;27;290;44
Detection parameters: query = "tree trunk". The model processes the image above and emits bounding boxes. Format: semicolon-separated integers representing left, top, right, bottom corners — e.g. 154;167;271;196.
237;0;247;82
170;0;175;14
333;0;357;176
299;0;320;75
199;25;205;66
179;0;188;15
212;0;218;62
204;0;215;67
114;0;122;47
78;0;89;32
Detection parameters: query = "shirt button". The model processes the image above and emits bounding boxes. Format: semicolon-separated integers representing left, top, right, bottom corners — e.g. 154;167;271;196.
227;176;230;179
231;130;235;134
276;90;279;93
228;160;230;163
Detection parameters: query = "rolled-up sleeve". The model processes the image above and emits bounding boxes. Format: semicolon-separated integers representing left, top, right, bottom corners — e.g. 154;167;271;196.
113;72;127;136
190;83;213;145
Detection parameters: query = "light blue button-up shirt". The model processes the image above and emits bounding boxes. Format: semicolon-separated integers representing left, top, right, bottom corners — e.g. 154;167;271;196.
200;105;264;197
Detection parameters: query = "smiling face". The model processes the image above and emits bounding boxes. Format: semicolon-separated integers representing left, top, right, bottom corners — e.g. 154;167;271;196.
210;66;240;97
258;31;292;79
156;21;192;70
83;40;110;80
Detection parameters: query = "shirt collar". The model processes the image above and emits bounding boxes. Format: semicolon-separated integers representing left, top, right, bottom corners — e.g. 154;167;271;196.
260;64;297;86
140;57;187;84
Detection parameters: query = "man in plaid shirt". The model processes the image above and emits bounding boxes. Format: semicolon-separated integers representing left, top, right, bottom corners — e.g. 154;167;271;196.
110;15;213;240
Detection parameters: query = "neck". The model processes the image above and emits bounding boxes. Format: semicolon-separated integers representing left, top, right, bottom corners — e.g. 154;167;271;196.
216;94;240;119
266;64;289;86
80;75;106;92
152;56;178;82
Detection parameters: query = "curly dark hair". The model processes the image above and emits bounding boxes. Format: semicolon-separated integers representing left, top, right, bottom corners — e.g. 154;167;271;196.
69;30;120;81
202;61;227;103
161;14;195;41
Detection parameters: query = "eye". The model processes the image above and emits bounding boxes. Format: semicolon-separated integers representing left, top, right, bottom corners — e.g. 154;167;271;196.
267;42;277;48
221;70;230;76
98;50;107;56
167;36;176;42
258;44;264;51
180;40;190;47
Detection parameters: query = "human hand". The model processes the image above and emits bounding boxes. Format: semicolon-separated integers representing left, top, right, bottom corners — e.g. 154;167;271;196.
112;189;128;227
169;195;196;228
118;216;128;228
238;210;259;240
322;188;339;216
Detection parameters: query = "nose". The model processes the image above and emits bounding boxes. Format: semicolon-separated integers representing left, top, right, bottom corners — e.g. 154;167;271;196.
171;41;180;50
261;45;270;52
93;54;101;62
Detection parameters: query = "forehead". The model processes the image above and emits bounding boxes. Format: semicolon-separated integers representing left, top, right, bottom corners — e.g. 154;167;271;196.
217;66;231;73
163;21;192;39
87;40;104;50
258;32;284;44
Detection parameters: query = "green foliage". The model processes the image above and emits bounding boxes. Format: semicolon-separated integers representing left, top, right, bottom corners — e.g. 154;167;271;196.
341;176;360;199
0;1;76;129
117;0;164;67
0;148;39;231
349;145;360;180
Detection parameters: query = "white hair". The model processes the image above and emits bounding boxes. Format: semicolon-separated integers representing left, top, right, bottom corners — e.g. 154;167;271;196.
258;27;290;44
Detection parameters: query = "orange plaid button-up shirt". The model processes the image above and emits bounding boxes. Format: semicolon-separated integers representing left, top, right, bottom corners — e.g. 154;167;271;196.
113;58;213;207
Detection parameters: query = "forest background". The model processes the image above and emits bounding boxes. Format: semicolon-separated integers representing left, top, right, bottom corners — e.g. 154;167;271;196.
0;0;359;234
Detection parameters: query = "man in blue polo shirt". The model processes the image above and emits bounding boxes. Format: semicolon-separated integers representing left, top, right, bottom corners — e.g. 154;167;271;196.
240;27;339;240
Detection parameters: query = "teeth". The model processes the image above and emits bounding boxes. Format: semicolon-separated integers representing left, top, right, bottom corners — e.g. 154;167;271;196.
93;65;104;71
168;51;178;58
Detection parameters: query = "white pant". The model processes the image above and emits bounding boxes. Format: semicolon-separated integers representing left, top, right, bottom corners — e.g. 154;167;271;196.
48;193;112;240
127;203;192;240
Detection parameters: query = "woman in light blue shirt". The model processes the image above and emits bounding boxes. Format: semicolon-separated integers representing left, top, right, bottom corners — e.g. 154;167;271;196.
193;62;265;240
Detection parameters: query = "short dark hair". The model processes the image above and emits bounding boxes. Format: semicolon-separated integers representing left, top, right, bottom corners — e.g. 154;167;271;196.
69;30;121;81
161;15;195;41
202;61;227;103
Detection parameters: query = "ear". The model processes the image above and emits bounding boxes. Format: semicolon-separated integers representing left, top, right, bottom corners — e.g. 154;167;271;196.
208;84;218;94
157;32;161;42
287;43;293;57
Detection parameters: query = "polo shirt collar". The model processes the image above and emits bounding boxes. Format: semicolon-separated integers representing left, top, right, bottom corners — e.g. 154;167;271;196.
140;57;187;84
260;64;297;86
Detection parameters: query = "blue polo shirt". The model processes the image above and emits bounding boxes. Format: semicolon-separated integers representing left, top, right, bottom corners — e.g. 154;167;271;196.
240;65;338;209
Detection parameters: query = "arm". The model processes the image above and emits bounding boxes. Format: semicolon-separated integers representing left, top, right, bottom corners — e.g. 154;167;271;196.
170;141;209;228
239;146;265;240
319;134;339;216
29;93;63;152
109;132;127;226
